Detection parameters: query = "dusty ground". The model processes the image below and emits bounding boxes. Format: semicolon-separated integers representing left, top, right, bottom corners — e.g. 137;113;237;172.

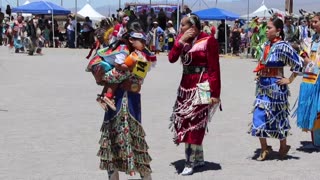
0;47;319;180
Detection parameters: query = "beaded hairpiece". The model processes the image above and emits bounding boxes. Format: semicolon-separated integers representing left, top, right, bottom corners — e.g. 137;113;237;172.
187;13;196;25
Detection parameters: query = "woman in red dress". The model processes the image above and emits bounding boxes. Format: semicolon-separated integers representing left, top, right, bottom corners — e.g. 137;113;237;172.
168;14;221;175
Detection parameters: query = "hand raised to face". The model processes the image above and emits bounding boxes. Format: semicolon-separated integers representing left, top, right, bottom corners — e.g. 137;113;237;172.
180;28;197;43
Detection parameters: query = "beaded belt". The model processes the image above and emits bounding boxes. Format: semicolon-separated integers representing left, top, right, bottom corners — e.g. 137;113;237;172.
183;66;207;74
259;67;284;77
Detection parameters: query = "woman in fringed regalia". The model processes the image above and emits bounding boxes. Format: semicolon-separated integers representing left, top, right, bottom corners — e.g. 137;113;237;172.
250;17;304;161
168;14;221;176
296;12;320;147
96;21;154;180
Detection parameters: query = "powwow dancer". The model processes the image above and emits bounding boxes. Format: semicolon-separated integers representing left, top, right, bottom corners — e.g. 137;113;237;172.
168;14;221;176
296;12;320;147
95;21;154;180
86;18;114;60
250;17;304;161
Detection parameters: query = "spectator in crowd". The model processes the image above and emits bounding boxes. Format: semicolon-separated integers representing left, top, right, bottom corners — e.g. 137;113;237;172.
139;9;148;32
67;14;76;48
231;20;241;56
211;25;216;37
182;5;192;15
157;8;167;30
283;16;295;42
147;8;156;31
202;21;211;35
83;16;94;48
217;20;230;54
148;21;164;54
165;20;176;52
0;8;4;45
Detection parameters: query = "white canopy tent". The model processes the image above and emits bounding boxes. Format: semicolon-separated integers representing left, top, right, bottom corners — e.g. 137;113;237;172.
77;3;105;21
240;4;286;19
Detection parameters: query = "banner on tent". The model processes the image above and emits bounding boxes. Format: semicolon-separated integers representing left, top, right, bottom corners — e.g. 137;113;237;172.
126;3;178;17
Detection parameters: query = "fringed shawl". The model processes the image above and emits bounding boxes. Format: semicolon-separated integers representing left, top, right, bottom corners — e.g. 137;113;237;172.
261;41;304;73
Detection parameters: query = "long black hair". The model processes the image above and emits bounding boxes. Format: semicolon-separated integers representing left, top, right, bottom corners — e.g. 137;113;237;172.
271;18;285;40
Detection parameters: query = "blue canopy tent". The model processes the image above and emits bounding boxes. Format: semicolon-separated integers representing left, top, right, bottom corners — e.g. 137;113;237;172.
194;8;240;54
12;1;71;47
193;7;239;21
12;1;70;15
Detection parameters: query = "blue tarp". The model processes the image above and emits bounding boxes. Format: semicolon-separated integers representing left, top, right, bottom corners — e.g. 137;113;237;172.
194;7;239;20
12;1;70;15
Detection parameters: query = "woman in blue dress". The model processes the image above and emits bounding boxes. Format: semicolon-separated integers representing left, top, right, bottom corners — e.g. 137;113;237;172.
296;12;320;147
250;17;304;161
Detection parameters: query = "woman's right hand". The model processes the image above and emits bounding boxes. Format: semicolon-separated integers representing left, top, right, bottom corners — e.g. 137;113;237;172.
179;28;196;43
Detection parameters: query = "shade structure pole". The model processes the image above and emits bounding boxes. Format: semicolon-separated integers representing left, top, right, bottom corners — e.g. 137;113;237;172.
119;0;121;9
75;0;77;48
246;0;249;58
61;0;63;6
52;11;55;48
225;19;227;54
177;0;179;31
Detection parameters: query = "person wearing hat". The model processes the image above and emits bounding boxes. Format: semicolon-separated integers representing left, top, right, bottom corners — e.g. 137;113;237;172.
165;20;177;52
149;21;164;54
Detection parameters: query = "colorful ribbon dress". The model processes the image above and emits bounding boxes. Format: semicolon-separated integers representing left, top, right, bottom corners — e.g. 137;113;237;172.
251;40;304;139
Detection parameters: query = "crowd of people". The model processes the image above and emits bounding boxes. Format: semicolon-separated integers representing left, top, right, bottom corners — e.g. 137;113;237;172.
2;4;320;180
82;6;320;179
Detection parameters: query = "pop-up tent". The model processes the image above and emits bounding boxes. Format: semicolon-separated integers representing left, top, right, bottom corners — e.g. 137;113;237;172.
78;3;105;21
12;0;71;15
12;1;71;47
193;7;240;21
194;7;240;54
240;4;286;19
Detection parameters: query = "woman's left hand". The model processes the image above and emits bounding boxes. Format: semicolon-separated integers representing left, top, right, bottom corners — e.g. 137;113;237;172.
210;97;220;104
276;77;291;85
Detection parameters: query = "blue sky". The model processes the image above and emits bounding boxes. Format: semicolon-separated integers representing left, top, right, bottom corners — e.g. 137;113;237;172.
1;0;319;16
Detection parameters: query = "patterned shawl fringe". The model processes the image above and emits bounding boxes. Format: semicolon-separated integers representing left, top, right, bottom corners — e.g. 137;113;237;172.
171;116;209;144
250;127;290;140
99;160;152;177
172;86;211;121
169;86;216;144
264;41;304;72
255;106;290;126
97;93;151;176
256;83;290;100
253;99;289;112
